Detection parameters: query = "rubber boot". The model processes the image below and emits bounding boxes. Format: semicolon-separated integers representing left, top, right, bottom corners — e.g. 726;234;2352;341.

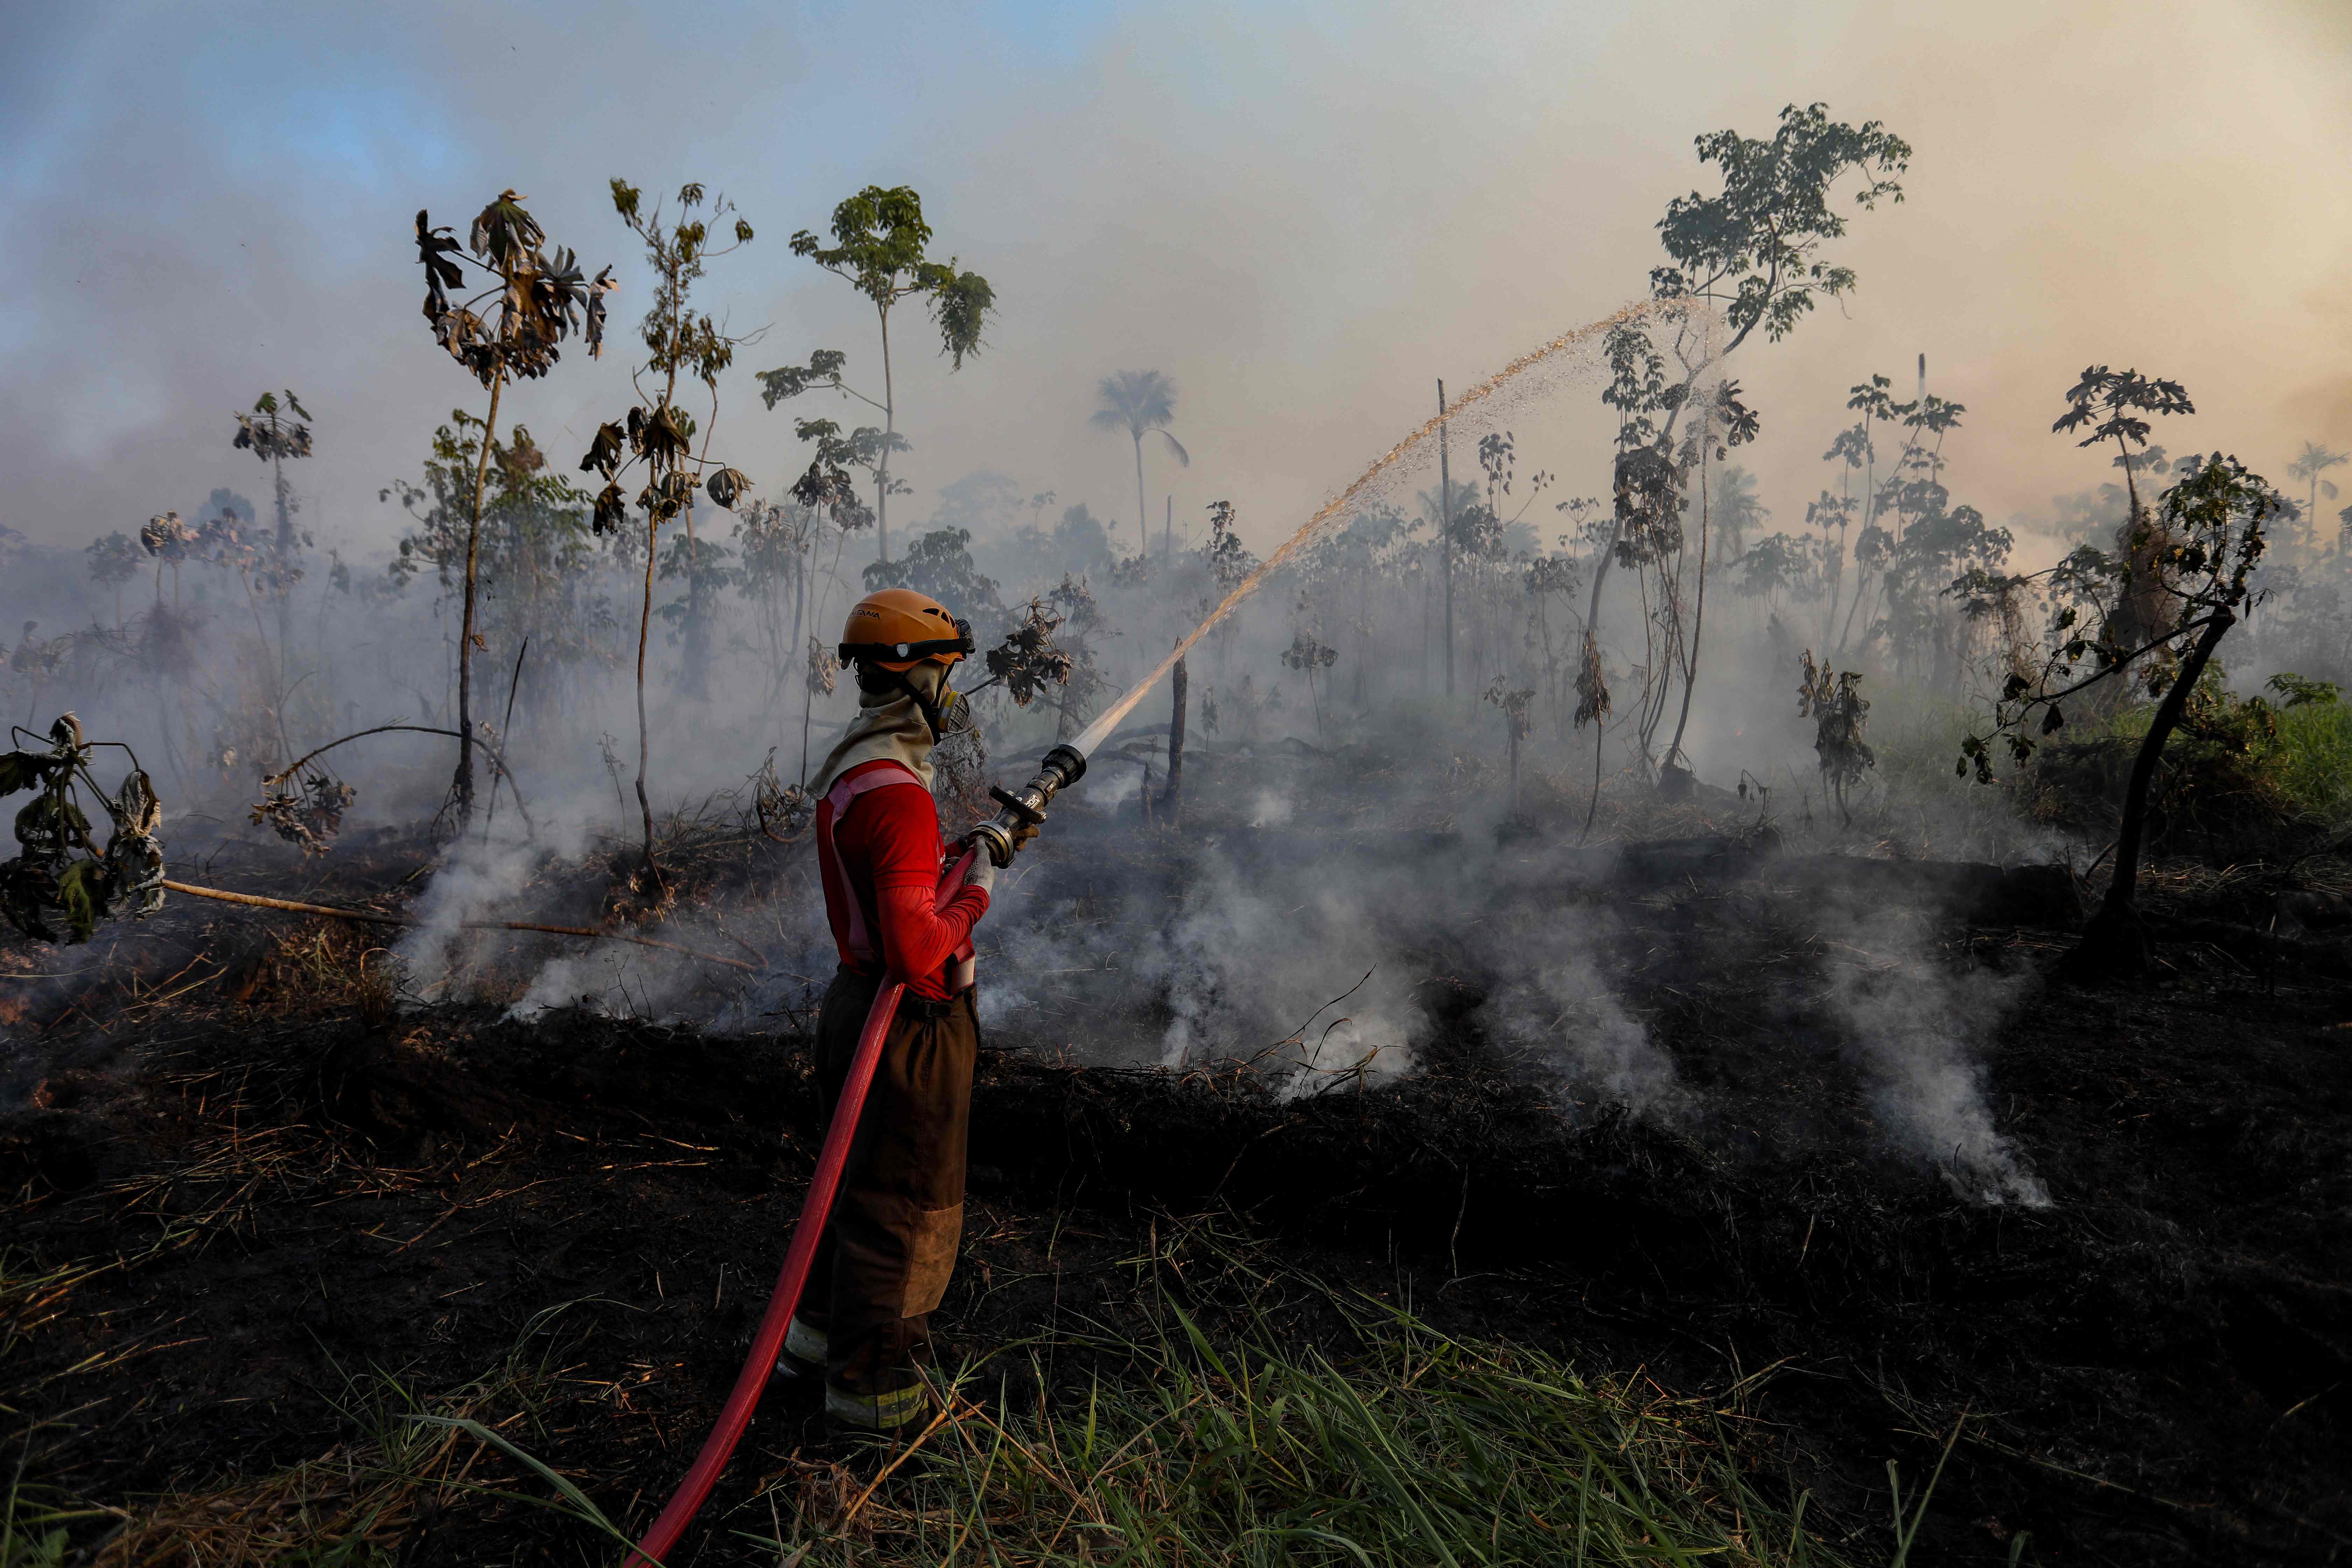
771;1312;828;1406
825;1317;932;1434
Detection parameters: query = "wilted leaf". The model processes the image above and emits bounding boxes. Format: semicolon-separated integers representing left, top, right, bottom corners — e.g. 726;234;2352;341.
580;422;625;479
805;637;839;698
586;265;615;358
414;210;465;292
592;483;628;536
250;769;356;856
469;189;544;265
140;511;195;559
982;602;1074;708
629;402;694;466
0;751;55;796
705;466;753;510
55;858;103;944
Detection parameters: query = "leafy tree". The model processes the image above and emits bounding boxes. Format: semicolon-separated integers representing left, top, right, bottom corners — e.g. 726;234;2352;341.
1522;548;1585;733
783;186;996;564
1651;104;1911;342
85;533;144;625
1829;392;2011;687
732;498;819;716
1091;370;1191;563
1732;533;1822;607
1660;382;1758;770
1798;651;1874;825
862;526;1001;622
1961;438;2281;975
1044;573;1106;739
386;416;607;727
229;390;314;644
1583;103;1909;794
657;529;740;666
1046;503;1117;578
786;415;902;530
576;179;754;878
2051;366;2196;657
1713;464;1768;561
2287;440;2348;547
1888;505;2011;687
1200;500;1260;684
1482;674;1535;814
1298;502;1419;707
609;178;757;704
410;192;612;825
1281;625;1338;736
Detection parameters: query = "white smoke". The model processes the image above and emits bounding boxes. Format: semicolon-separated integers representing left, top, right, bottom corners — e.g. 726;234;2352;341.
1815;908;2049;1207
1484;900;1685;1119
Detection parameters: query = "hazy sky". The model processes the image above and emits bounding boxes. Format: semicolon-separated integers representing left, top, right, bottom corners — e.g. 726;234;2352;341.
5;0;2347;564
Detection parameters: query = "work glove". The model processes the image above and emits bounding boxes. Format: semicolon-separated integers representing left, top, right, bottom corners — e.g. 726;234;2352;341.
1010;820;1040;855
961;845;998;896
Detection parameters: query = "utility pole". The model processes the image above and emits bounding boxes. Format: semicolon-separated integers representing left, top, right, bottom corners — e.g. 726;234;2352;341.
1163;495;1172;565
1438;378;1455;699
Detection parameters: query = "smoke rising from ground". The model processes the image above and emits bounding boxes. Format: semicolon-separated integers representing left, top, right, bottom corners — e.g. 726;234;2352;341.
11;1;2320;1211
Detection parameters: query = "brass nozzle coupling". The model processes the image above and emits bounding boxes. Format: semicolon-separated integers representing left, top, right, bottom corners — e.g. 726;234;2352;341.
969;743;1087;868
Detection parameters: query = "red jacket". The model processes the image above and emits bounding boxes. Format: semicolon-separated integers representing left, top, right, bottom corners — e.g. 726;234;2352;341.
815;759;988;1000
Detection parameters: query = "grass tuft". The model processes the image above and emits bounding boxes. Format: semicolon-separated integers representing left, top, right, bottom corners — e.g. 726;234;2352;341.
747;1222;1844;1567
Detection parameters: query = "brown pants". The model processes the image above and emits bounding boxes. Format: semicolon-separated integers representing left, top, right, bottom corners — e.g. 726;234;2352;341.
808;967;976;1395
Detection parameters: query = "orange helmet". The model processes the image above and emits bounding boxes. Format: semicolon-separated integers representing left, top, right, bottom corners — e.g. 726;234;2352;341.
838;587;973;672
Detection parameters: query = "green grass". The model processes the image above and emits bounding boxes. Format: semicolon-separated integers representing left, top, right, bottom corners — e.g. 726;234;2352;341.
2268;700;2352;827
15;1231;1858;1567
744;1226;1847;1568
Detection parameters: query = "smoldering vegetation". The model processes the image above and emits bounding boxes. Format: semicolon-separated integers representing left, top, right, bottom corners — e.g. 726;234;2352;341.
5;114;2352;1567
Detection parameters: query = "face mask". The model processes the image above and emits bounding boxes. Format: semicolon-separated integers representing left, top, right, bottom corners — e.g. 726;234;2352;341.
933;683;977;739
898;663;975;742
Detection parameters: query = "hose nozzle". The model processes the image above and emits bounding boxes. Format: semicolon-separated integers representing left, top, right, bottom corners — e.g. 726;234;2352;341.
969;743;1087;868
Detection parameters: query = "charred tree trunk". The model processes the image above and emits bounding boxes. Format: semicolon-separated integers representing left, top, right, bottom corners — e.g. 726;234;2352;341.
2071;608;2236;976
1164;652;1188;822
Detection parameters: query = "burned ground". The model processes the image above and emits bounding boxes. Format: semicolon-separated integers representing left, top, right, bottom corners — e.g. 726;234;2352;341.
4;802;2351;1565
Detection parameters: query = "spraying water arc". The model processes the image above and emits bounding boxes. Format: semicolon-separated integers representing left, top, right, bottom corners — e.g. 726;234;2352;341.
967;291;1698;855
623;290;1688;1567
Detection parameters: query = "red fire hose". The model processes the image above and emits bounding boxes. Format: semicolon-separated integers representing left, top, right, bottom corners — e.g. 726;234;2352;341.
624;846;979;1567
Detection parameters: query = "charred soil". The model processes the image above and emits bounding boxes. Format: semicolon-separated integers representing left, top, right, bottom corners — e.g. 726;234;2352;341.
3;827;2350;1564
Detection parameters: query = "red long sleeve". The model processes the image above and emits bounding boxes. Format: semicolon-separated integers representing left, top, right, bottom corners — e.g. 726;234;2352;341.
820;761;988;999
875;881;986;990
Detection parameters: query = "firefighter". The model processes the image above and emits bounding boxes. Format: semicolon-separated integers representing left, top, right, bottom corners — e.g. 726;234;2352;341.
778;587;1024;1432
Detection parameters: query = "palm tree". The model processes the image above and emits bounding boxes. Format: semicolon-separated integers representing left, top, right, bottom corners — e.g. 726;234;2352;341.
1090;370;1190;562
2288;441;2349;546
1715;464;1768;560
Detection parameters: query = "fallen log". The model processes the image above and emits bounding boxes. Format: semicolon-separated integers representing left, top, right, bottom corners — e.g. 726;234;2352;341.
156;880;759;972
